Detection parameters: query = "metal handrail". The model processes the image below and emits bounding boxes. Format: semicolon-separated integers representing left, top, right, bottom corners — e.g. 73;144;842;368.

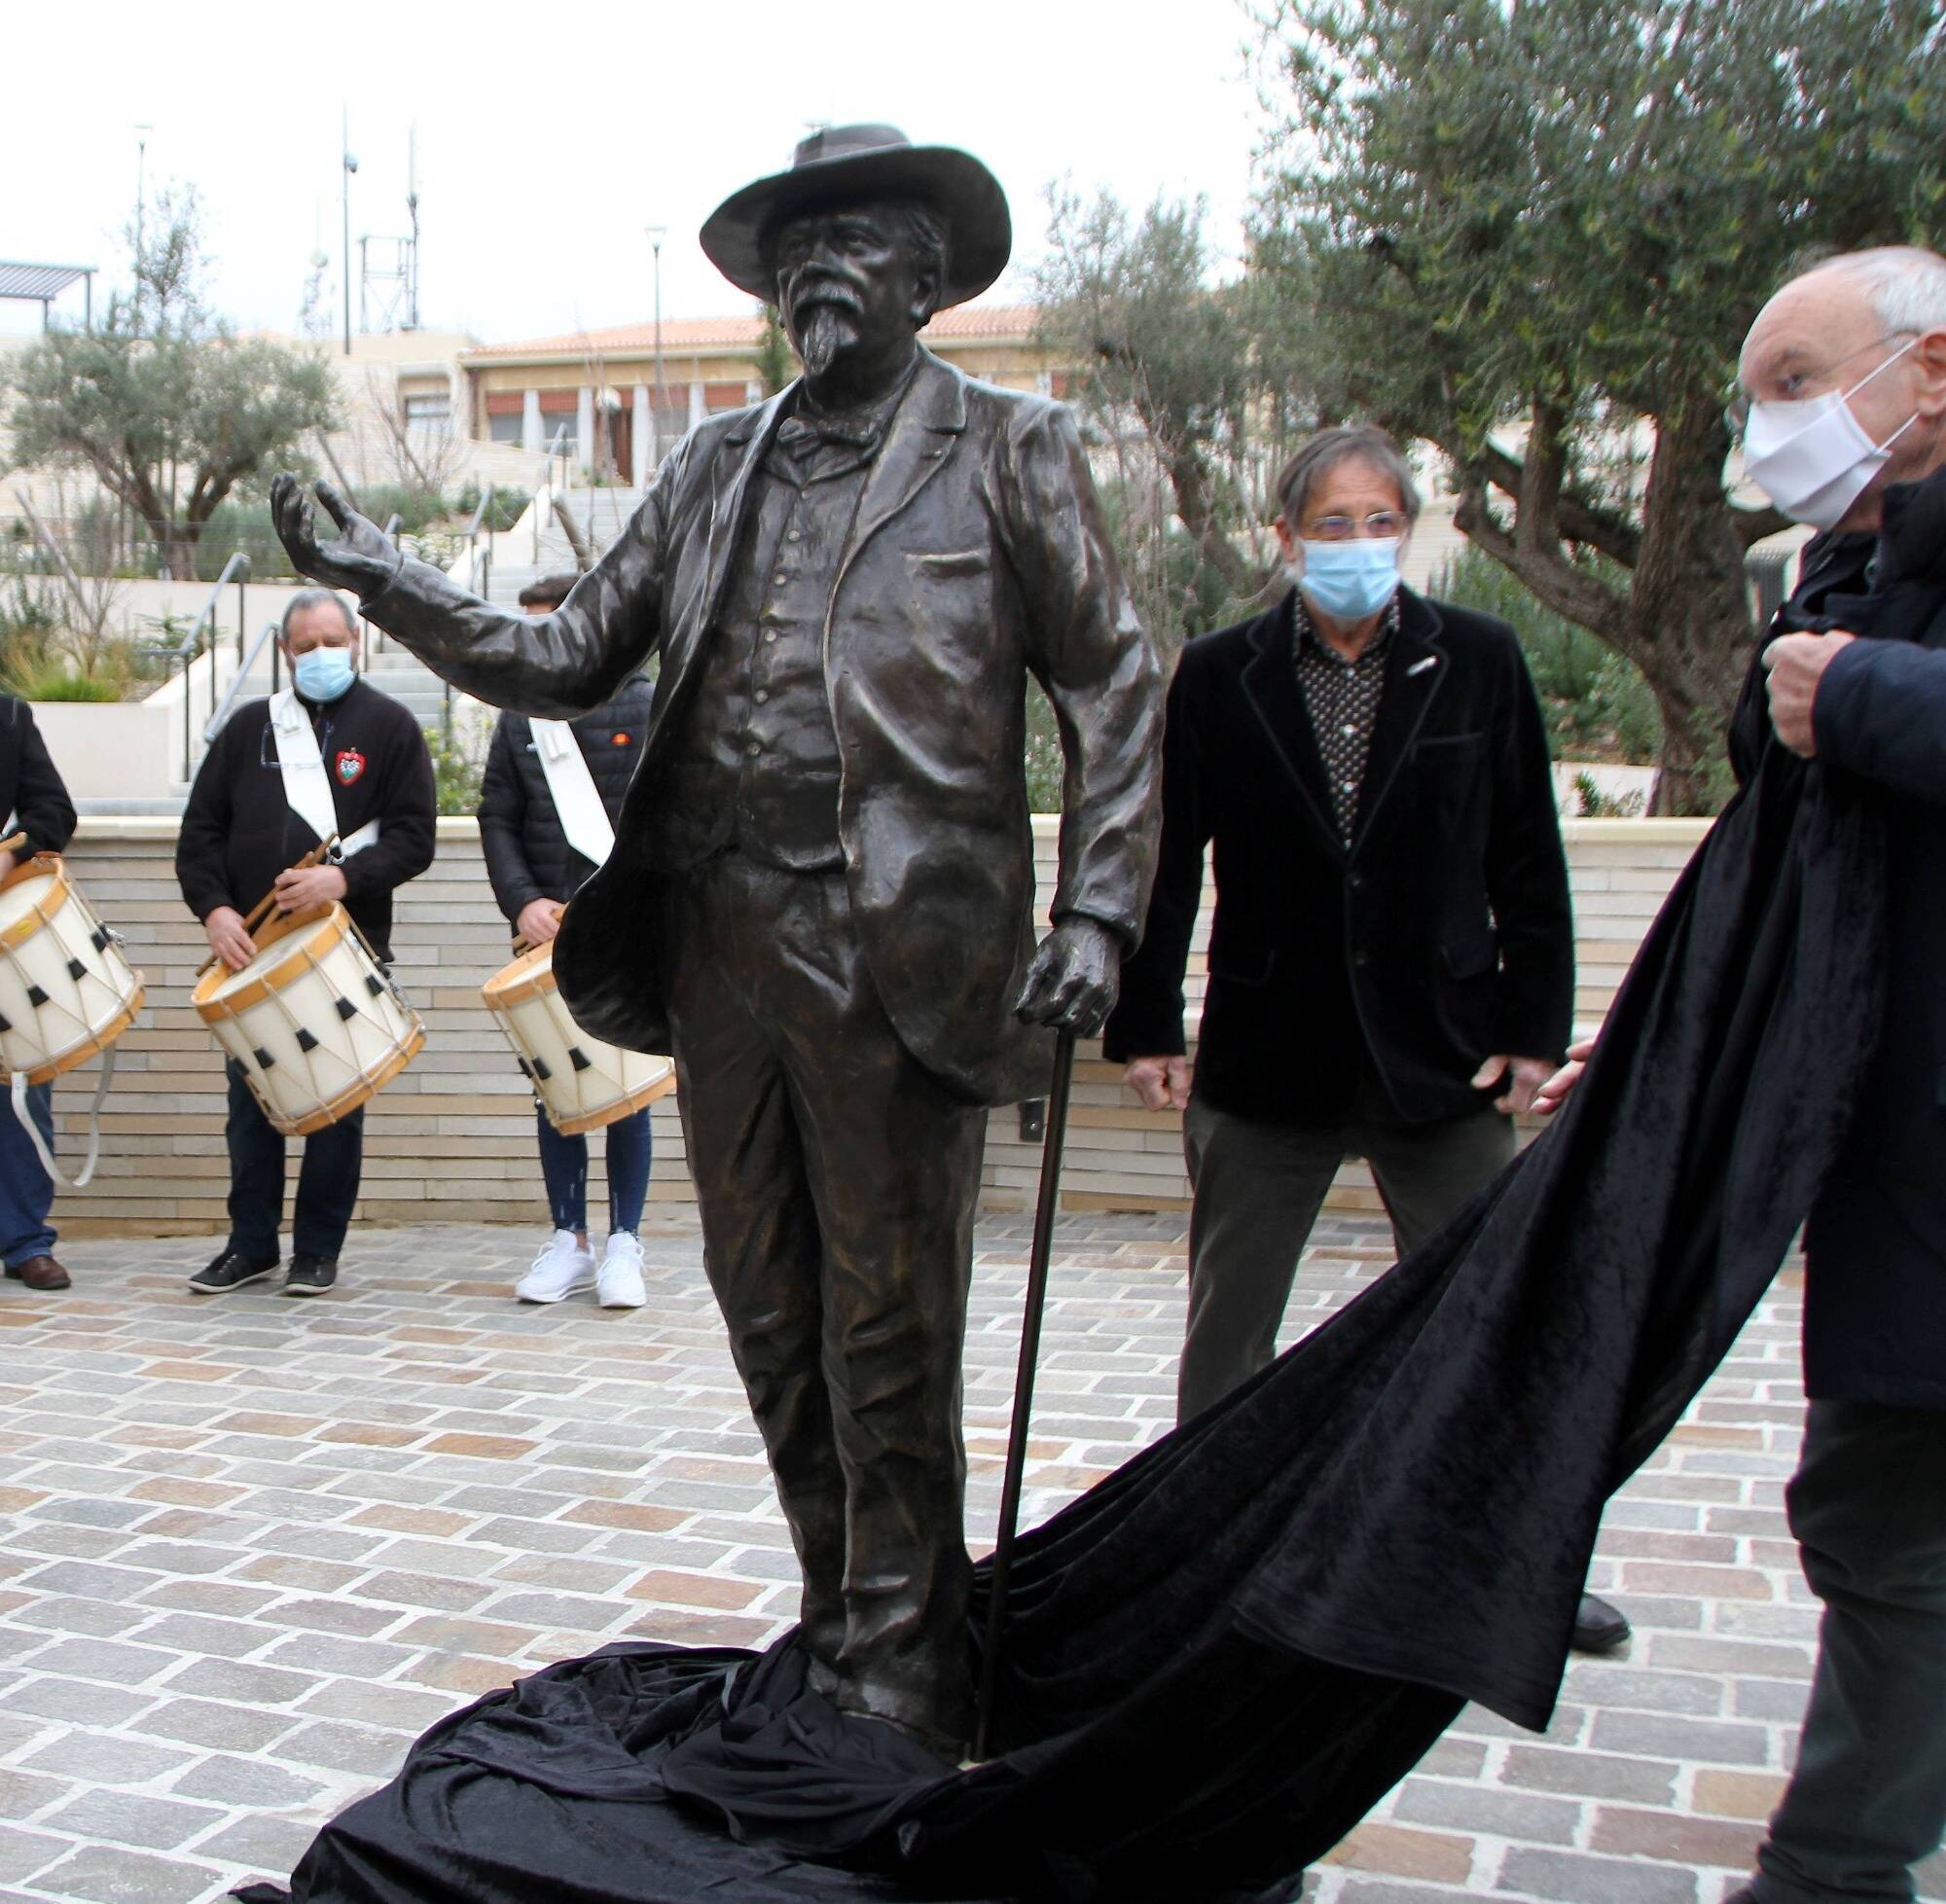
205;620;282;741
170;553;250;782
531;424;572;562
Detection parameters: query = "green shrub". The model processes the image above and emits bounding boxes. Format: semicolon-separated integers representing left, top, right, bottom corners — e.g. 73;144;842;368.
425;719;488;816
1431;547;1660;765
452;484;531;534
10;660;120;701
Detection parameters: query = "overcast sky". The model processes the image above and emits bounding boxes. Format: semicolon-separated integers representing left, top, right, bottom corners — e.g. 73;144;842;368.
2;0;1270;343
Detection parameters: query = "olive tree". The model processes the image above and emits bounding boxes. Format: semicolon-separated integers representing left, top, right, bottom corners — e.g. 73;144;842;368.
1252;0;1946;810
7;191;339;580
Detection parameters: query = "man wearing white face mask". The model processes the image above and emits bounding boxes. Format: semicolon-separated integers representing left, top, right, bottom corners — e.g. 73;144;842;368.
1104;424;1632;1640
177;588;436;1296
1538;246;1946;1904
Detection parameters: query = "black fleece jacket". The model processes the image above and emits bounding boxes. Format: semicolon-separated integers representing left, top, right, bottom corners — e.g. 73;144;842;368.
176;680;436;962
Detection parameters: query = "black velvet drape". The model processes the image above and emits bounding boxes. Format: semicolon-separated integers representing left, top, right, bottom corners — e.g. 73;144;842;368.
239;736;1884;1904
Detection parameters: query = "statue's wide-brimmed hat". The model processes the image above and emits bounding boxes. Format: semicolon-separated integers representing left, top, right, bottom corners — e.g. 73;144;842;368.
700;124;1011;309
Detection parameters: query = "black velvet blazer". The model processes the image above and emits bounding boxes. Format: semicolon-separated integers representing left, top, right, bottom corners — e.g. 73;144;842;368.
1104;588;1573;1126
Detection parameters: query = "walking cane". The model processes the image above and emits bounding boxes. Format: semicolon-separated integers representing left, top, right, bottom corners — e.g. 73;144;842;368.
972;1024;1077;1762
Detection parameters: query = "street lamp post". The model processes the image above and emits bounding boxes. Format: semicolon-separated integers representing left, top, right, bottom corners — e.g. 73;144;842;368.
132;123;152;329
342;111;359;357
646;224;667;458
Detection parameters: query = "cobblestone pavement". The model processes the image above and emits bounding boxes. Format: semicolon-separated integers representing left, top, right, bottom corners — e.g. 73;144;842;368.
0;1214;1938;1904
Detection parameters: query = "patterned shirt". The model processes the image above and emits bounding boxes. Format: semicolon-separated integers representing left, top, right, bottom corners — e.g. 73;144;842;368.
1291;592;1400;844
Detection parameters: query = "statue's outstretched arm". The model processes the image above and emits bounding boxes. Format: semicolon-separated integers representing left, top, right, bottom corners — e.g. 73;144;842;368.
270;473;666;719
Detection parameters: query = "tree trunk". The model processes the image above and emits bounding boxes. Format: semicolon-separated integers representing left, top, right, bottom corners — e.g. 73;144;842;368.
1616;396;1755;816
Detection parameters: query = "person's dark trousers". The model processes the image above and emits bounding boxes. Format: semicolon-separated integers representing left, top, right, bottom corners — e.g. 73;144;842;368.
661;854;987;1747
533;1105;652;1235
224;1060;364;1263
0;1082;56;1268
1750;1400;1946;1904
1178;1085;1514;1421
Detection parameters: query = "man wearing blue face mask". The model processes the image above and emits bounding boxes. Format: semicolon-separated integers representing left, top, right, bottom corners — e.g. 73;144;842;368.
1106;425;1624;1651
176;588;437;1296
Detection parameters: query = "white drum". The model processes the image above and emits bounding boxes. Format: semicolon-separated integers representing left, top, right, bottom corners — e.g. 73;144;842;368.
0;856;145;1085
482;941;674;1135
193;904;423;1136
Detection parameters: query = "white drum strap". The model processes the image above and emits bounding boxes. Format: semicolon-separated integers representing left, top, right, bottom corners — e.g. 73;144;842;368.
532;720;616;867
269;693;381;859
10;1049;114;1192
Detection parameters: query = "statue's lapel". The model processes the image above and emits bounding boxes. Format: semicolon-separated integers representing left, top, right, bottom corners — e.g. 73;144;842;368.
833;351;966;597
681;385;793;669
639;387;790;766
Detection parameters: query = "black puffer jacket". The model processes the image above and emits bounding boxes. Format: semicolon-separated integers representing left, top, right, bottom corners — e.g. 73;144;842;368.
478;677;651;925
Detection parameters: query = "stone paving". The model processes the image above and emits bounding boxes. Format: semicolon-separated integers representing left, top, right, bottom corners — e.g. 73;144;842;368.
0;1213;1937;1904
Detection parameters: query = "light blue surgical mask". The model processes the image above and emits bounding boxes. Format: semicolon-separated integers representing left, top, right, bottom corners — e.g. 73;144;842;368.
1296;537;1404;622
293;646;356;703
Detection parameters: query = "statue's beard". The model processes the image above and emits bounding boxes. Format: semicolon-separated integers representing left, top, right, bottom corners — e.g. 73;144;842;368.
796;305;857;377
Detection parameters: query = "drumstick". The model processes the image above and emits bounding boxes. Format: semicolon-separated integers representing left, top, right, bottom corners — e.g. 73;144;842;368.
196;837;340;978
0;832;28;857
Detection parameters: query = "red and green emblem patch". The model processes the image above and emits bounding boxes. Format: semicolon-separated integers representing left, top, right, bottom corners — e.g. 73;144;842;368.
335;749;366;786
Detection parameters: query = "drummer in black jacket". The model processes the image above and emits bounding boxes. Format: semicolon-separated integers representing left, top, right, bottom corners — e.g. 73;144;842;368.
175;589;436;1297
0;696;80;1292
479;572;654;1308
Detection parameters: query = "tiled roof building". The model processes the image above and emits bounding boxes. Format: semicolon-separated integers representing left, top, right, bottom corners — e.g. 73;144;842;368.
457;304;1061;484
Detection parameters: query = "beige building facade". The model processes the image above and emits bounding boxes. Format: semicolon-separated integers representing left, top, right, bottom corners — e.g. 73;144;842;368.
458;304;1060;485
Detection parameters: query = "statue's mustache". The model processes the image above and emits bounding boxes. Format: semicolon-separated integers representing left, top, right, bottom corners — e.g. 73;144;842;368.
788;277;864;324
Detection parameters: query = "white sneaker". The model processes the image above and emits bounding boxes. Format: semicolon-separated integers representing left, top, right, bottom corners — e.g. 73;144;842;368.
516;1230;595;1304
596;1231;647;1310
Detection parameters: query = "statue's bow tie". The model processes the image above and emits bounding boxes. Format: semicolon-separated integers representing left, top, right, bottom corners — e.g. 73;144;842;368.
775;413;884;459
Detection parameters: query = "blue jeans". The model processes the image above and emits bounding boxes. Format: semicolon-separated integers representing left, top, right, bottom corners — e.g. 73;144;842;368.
225;1061;364;1263
0;1082;56;1267
534;1104;651;1235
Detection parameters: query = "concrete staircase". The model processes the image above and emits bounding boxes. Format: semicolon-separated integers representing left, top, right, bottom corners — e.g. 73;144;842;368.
484;484;648;608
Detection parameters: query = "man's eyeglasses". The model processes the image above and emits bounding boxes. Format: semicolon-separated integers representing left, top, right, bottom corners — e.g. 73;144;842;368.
1724;331;1918;439
1302;511;1409;541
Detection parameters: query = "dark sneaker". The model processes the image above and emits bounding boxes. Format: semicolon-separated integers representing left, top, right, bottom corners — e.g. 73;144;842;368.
189;1250;277;1294
1571;1592;1633;1655
282;1254;338;1297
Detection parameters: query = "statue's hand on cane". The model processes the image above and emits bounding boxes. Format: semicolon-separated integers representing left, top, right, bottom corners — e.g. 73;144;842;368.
1014;918;1120;1037
270;475;403;596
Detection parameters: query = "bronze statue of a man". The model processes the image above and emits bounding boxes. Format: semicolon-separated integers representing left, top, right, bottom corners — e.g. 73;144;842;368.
271;124;1162;1755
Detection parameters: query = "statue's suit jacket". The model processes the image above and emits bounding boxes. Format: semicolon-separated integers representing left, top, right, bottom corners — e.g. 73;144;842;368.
360;349;1164;1105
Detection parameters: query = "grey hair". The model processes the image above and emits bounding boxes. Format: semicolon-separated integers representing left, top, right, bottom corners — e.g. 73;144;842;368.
279;589;358;643
1274;425;1422;530
1813;246;1946;338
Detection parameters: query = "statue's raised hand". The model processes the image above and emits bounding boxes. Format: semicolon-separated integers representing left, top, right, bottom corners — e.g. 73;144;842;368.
270;474;402;596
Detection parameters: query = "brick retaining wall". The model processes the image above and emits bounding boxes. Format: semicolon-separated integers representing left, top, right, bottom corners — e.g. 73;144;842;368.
36;816;1709;1237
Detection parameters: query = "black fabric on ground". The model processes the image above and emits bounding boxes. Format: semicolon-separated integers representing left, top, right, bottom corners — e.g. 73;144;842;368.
237;732;1885;1904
